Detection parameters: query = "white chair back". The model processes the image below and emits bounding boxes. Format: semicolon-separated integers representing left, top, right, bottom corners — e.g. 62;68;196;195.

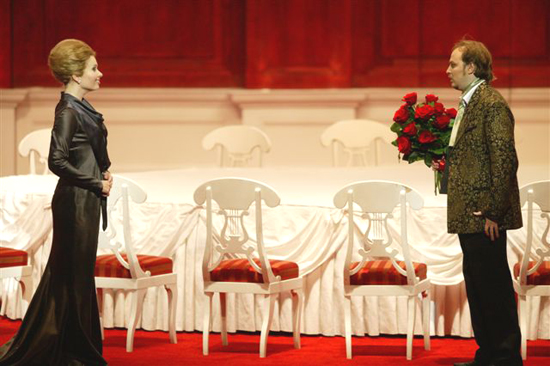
193;178;281;284
321;119;395;166
18;128;51;174
202;125;272;167
98;175;148;279
518;180;550;286
333;180;424;286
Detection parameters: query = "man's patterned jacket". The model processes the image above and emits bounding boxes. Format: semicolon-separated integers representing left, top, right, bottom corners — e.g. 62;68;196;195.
447;83;523;234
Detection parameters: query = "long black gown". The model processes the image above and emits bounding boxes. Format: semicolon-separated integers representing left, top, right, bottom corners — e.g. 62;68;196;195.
0;92;111;365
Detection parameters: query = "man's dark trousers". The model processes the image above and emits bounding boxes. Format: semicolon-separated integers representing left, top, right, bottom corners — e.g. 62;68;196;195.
459;231;523;366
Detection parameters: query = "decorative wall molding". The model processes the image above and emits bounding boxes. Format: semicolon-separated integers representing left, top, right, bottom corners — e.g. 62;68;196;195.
1;89;28;176
1;87;548;176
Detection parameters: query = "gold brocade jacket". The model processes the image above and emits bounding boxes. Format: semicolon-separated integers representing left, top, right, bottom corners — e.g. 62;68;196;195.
447;83;523;234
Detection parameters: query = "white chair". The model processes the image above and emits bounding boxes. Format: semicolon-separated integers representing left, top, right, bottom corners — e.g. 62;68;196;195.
18;128;51;175
95;175;177;352
333;180;430;360
321;119;395;166
0;247;33;309
193;178;303;358
202;125;272;167
513;180;550;360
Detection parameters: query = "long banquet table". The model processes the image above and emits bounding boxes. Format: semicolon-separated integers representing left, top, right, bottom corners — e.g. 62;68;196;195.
1;165;549;340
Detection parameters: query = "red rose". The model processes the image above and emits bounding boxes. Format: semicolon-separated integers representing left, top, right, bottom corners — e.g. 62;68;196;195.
445;108;457;119
396;136;412;155
402;92;417;106
418;130;436;144
415;104;434;120
433;157;446;172
434;102;445;116
403;122;417;136
437;158;446;172
425;94;439;103
433;115;451;129
393;104;410;124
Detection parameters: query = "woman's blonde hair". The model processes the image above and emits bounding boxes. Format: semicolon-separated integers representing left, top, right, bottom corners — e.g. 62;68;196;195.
48;39;96;85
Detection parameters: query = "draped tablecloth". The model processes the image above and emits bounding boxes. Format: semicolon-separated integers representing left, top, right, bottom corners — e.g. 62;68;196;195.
1;165;548;340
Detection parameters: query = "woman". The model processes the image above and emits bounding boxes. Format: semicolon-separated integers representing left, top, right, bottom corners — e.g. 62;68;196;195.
0;39;112;365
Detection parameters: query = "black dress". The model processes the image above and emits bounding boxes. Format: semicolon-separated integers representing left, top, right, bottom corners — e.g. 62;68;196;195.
0;93;111;365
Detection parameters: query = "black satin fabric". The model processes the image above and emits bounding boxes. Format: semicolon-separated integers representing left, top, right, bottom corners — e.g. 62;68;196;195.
0;93;110;365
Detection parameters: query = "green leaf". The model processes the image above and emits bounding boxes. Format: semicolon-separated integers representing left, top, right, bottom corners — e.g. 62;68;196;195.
424;153;433;167
390;123;402;133
407;152;423;163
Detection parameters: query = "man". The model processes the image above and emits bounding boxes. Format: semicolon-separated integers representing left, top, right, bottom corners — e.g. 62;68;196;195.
444;40;523;366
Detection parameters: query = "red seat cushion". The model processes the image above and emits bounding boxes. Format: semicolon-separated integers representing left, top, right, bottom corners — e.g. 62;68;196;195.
210;258;299;283
0;247;28;268
514;261;550;285
350;260;427;285
95;254;173;278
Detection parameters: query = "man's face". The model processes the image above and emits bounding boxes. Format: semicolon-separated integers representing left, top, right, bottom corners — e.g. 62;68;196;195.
446;48;474;91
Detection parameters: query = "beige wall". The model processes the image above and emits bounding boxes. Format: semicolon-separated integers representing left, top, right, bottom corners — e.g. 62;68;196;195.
1;87;549;176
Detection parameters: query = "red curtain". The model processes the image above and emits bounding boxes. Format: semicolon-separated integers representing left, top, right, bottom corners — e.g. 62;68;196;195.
2;0;549;88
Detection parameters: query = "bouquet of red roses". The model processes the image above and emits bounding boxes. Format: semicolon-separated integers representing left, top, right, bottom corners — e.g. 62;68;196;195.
391;92;457;194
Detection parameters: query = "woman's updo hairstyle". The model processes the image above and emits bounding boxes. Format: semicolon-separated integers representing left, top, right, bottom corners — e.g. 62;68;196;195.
48;39;96;85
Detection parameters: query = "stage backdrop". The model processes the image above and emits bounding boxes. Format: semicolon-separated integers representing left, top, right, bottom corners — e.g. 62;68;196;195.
1;0;549;88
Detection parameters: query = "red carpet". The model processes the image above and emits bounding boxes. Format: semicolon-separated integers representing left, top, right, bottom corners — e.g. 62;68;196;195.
1;316;548;365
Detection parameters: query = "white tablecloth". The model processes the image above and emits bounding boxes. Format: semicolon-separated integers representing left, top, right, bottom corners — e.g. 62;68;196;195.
1;165;549;339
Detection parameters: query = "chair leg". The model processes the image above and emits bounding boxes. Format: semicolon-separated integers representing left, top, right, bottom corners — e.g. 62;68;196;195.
16;275;32;316
518;295;528;360
344;295;352;359
291;288;302;349
259;293;276;358
220;292;228;346
165;283;178;344
422;291;431;351
526;295;534;359
96;288;105;341
126;289;147;352
19;275;32;305
203;292;213;356
406;295;416;360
